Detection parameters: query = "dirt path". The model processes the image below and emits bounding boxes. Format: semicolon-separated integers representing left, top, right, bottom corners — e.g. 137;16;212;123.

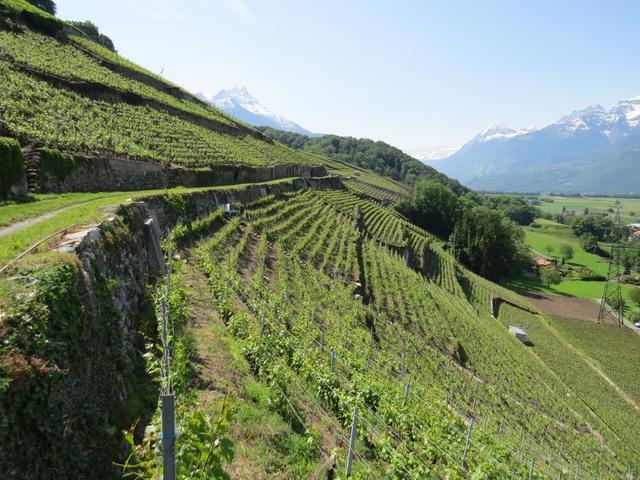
539;317;640;414
0;194;115;238
0;205;79;238
182;257;338;479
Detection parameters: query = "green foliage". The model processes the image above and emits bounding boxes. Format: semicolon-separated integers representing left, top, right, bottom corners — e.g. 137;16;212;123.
569;215;615;241
69;20;115;52
165;191;187;219
25;0;54;14
258;126;466;192
0;136;24;197
452;206;527;280
0;32;321;169
624;242;640;273
479;195;540;225
39;148;76;178
559;243;574;261
408;179;459;237
539;266;561;287
629;287;640;307
607;294;625;311
127;259;234;478
578;233;599;254
0;255;144;479
190;189;633;477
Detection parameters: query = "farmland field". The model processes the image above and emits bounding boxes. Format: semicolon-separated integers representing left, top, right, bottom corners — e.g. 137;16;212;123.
503;218;638;302
537;196;640;224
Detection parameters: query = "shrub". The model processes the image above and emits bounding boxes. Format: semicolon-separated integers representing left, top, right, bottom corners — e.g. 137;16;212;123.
559;244;574;261
578;267;605;281
607;295;625;311
40;148;76;178
629;287;640;307
0;137;24;197
540;266;561;287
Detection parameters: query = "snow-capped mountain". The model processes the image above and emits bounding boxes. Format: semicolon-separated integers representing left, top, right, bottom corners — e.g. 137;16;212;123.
436;95;640;194
408;145;460;163
472;124;537;143
198;87;318;136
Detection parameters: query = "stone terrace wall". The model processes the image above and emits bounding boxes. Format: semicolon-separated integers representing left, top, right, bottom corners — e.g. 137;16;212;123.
38;154;328;193
0;175;342;479
73;175;342;359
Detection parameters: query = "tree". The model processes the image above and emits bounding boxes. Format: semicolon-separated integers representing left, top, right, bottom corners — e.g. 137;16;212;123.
26;0;56;15
625;243;640;273
257;128;468;193
539;267;561;288
70;20;116;52
559;244;574;262
579;233;598;254
545;244;554;256
570;215;613;241
410;180;459;237
450;206;527;280
629;287;640;308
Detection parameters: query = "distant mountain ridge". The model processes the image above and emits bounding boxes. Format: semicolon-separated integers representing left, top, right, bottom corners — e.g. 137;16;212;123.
437;95;640;194
197;87;319;136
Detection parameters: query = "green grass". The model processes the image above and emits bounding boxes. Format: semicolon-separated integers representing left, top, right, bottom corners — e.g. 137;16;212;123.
538;196;640;224
503;219;636;301
0;192;113;227
0;178;298;268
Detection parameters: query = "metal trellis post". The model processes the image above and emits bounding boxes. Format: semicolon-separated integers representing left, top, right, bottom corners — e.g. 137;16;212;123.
346;407;359;477
461;416;475;468
161;393;176;480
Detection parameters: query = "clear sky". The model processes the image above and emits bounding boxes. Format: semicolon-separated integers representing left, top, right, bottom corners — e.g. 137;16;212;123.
57;0;640;153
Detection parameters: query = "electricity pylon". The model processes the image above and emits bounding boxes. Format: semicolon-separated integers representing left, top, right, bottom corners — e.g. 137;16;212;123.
597;244;625;326
597;206;627;326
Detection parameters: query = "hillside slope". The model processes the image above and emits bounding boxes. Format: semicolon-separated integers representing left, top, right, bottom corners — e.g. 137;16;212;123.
185;187;638;478
1;2;639;479
258;127;467;194
0;1;406;195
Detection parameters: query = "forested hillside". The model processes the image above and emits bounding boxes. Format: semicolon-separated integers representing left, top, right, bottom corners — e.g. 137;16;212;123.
258;126;467;193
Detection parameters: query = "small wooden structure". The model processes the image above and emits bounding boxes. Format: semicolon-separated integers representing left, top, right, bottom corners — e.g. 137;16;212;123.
509;325;530;344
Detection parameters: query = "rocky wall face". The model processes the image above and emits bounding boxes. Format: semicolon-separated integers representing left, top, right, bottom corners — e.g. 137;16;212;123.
40;156;170;193
36;153;327;193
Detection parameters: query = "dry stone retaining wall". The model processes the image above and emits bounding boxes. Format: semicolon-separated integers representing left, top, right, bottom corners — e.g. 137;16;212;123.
37;154;327;193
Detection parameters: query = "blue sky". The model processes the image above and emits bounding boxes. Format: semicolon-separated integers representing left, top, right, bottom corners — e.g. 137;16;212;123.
57;0;640;153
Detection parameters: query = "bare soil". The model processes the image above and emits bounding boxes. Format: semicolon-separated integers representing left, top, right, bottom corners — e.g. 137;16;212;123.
521;291;617;325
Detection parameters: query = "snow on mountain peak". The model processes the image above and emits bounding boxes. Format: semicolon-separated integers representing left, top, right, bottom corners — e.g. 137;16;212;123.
200;87;315;136
475;123;535;142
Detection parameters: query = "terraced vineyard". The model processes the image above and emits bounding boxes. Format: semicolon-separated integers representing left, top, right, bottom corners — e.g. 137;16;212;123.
183;187;637;478
2;2;640;478
344;177;410;203
0;3;417;197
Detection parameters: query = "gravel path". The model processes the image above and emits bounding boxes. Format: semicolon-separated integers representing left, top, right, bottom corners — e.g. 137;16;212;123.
0;205;78;238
